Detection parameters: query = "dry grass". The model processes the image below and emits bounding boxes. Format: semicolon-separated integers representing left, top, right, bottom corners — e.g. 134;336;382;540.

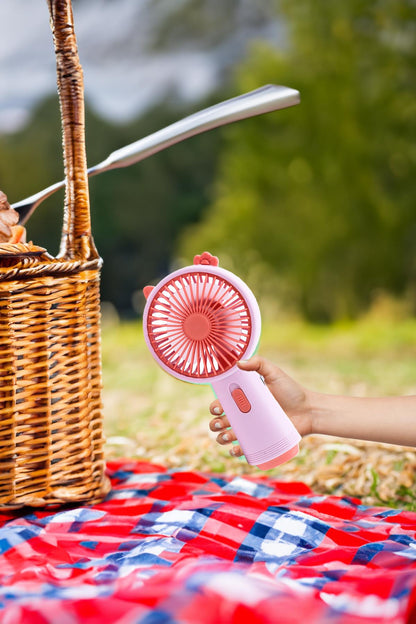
101;316;416;509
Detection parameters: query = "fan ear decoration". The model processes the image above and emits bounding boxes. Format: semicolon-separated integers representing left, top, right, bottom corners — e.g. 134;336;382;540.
143;285;155;300
193;251;219;267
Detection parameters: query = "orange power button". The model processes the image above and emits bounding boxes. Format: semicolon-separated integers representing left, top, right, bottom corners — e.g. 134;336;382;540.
231;387;252;413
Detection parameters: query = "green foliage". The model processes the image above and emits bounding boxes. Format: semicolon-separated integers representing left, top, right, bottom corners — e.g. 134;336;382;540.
0;92;225;314
2;0;416;319
180;0;416;321
86;95;225;313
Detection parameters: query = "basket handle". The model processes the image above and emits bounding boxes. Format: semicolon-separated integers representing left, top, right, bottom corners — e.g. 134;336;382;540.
47;0;98;261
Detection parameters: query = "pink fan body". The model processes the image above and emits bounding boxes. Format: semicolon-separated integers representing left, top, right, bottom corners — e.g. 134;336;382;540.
143;253;300;469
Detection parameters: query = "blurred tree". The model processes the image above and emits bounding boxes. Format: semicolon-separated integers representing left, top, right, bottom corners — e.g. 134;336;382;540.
180;0;416;321
0;91;226;315
88;95;225;314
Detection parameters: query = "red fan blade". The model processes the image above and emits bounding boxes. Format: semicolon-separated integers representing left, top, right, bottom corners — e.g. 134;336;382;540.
146;271;252;379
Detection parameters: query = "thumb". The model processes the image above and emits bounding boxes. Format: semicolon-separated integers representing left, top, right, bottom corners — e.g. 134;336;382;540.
237;356;284;387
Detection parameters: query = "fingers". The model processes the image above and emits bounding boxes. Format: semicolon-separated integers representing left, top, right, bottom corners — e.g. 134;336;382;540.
209;400;243;457
215;427;243;457
209;400;229;432
209;399;224;418
216;428;237;445
229;444;243;457
209;356;303;460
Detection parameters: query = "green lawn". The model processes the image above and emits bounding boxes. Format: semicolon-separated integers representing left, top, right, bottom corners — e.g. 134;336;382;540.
101;317;416;508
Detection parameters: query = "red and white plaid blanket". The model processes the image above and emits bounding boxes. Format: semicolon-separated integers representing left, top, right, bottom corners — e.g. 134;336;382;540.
1;460;416;623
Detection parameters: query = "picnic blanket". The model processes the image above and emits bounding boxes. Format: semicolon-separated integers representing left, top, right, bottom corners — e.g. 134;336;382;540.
1;460;416;624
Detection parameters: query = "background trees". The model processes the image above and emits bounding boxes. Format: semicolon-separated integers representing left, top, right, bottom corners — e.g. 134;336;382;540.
181;0;416;321
1;0;415;321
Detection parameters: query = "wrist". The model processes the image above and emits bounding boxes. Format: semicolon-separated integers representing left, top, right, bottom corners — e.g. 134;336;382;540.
306;390;330;436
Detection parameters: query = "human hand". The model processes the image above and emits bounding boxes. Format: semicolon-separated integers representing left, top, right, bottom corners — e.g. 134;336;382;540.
209;356;313;458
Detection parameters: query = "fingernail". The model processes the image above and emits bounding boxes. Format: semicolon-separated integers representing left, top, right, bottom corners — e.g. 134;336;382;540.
213;407;222;415
222;433;229;442
214;421;222;430
238;360;248;364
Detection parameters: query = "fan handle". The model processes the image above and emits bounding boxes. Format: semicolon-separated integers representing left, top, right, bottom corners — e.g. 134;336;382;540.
212;368;301;469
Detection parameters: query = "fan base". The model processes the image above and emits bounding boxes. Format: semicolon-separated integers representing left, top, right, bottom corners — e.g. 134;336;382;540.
256;444;299;470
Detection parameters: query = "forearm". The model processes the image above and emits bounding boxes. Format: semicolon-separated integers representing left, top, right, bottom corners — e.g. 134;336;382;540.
310;392;416;447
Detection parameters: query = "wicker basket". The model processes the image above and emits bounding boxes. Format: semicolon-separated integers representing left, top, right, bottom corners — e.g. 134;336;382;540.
0;0;111;509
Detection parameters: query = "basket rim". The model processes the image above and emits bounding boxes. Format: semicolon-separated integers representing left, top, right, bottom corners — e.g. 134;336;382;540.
0;242;47;257
0;255;102;282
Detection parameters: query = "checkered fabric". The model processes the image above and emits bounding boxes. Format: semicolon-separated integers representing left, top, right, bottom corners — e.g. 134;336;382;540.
1;460;416;623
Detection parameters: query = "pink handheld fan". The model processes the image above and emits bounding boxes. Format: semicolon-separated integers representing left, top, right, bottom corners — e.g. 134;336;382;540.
143;252;301;469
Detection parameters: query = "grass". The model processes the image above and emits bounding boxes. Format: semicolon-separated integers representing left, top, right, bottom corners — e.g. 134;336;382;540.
101;316;416;509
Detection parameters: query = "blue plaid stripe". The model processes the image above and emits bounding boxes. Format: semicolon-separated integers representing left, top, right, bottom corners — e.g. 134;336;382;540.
133;505;217;537
57;535;184;573
25;508;106;527
0;524;43;555
107;472;172;499
235;507;329;563
1;461;416;623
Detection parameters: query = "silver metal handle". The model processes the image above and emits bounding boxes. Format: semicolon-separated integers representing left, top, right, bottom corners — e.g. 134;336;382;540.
89;84;300;174
12;85;300;223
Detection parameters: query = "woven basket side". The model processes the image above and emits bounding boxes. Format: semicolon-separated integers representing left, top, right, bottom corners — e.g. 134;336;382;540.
0;1;112;509
0;267;110;508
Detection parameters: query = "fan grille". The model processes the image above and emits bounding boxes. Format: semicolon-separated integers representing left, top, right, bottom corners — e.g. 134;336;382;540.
146;270;252;379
